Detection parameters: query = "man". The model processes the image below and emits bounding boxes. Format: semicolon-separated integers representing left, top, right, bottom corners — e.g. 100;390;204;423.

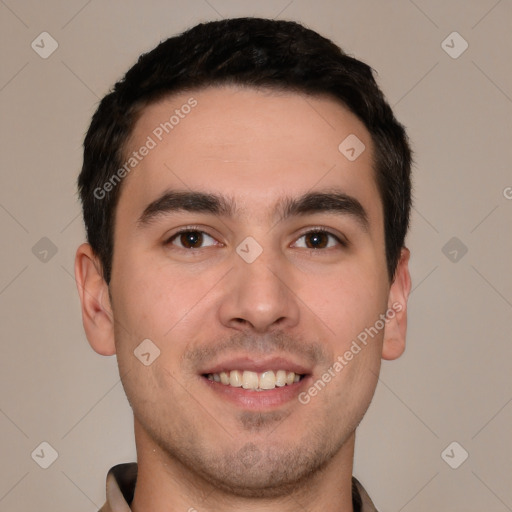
75;17;412;512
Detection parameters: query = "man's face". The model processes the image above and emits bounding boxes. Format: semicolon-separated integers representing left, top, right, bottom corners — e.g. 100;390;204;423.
104;86;401;494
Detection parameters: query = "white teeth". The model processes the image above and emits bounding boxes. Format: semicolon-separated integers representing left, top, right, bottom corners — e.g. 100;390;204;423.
229;370;242;387
275;370;287;387
205;370;304;390
259;371;275;390
242;371;259;389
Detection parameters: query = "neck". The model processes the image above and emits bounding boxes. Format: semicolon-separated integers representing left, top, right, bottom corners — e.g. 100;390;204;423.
130;419;356;512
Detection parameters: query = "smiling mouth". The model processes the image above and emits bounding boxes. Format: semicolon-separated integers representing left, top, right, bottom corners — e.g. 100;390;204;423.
202;370;305;391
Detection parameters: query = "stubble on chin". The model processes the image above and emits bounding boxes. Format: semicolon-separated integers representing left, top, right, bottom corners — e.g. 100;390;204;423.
238;409;290;431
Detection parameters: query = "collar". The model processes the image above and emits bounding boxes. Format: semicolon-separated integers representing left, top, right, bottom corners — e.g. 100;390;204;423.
99;462;378;512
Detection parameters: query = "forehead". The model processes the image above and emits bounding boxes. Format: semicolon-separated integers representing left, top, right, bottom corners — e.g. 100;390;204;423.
116;85;381;228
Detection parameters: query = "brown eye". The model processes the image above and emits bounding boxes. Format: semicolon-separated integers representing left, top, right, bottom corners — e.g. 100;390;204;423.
305;231;329;249
293;229;344;250
167;230;217;249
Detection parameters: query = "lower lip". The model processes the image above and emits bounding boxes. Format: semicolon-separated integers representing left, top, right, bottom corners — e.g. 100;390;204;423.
201;376;311;410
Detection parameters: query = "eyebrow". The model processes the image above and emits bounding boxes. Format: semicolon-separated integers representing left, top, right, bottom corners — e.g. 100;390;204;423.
136;188;370;232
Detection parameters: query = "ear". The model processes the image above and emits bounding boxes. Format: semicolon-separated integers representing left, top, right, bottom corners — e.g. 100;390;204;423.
382;247;412;360
74;243;116;356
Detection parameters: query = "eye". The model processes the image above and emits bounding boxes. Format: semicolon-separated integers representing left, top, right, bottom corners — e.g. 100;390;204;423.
165;229;219;250
164;227;346;251
292;228;346;250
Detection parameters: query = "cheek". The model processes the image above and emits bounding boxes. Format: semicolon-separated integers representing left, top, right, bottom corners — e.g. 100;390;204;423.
111;251;225;381
112;250;195;337
302;263;386;403
323;266;386;403
306;265;387;341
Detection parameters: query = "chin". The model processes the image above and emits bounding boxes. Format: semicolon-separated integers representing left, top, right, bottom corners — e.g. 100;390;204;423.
182;439;338;499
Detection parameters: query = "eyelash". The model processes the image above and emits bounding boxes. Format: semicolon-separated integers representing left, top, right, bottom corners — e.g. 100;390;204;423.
164;225;348;251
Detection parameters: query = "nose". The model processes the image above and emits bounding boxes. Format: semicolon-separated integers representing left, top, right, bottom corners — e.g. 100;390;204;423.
217;244;301;334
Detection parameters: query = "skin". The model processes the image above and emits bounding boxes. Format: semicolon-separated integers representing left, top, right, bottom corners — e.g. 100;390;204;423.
75;85;411;512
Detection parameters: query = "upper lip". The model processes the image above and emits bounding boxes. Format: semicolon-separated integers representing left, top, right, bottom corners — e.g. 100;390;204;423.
200;355;312;375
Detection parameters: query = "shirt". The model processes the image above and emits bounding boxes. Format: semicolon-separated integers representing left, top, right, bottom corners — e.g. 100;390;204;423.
98;462;379;511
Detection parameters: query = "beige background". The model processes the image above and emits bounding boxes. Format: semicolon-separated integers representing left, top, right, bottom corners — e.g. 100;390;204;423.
1;0;511;510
